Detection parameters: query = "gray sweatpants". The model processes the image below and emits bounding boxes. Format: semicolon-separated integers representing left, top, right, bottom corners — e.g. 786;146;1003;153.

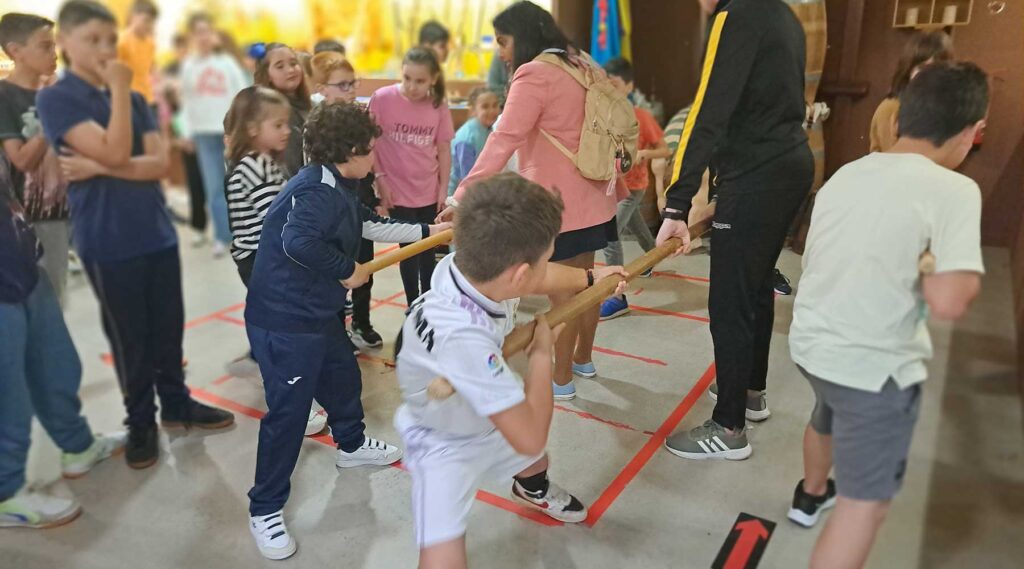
603;190;656;266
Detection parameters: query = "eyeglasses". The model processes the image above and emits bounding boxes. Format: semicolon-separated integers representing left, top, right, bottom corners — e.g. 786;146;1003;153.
326;79;360;92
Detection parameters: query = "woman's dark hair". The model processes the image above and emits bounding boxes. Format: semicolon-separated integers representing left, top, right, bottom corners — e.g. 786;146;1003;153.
897;61;988;147
888;31;954;97
403;47;446;108
254;42;312;111
304;102;382;165
493;1;572;72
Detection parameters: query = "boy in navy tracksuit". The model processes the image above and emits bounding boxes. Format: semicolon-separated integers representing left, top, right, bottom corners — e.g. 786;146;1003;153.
244;101;450;560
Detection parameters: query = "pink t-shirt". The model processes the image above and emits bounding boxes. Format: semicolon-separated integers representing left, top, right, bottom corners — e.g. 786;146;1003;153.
369;84;455;208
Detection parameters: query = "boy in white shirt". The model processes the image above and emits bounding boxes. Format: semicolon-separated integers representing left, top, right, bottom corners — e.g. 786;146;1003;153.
787;61;988;569
395;172;626;569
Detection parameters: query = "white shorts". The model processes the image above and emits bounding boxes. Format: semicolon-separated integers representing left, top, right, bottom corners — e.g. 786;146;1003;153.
399;423;543;547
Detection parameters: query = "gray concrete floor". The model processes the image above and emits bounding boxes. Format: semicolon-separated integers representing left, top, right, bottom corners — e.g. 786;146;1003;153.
1;225;1021;569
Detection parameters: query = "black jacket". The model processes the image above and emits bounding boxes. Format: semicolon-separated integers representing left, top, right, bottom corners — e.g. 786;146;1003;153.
664;0;809;216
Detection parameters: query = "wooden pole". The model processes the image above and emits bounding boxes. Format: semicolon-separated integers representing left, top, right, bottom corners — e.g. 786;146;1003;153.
362;229;453;275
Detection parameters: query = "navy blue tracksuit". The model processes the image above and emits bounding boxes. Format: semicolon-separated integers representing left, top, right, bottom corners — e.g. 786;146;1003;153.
244;163;427;516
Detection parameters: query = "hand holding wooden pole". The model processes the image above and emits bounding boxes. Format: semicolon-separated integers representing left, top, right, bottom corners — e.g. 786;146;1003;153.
426;219;712;400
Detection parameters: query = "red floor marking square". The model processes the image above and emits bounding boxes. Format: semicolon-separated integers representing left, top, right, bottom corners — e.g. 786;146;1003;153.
189;387;560;527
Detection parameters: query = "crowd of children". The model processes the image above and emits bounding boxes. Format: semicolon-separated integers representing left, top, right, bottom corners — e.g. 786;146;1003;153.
0;1;991;568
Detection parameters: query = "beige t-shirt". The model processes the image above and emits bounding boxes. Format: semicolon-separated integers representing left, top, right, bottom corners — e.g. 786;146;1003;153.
790;152;984;392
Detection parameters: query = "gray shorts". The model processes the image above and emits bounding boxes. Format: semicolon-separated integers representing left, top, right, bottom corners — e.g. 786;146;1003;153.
800;366;922;502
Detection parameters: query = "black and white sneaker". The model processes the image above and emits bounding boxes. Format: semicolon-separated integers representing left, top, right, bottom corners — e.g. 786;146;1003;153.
352;325;384;349
512;480;588;523
346;330;361;355
773;268;793;295
788;479;837;528
249;510;297;560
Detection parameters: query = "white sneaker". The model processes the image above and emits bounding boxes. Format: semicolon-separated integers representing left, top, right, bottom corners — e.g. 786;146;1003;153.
335;436;402;468
305;405;327;436
61;432;128;479
249;510;297;560
191;231;208;248
0;489;81;529
511;479;588;523
212;241;228;259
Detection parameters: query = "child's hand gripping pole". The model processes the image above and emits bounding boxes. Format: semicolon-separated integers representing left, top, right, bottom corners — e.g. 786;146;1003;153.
361;229;454;275
426;219;713;401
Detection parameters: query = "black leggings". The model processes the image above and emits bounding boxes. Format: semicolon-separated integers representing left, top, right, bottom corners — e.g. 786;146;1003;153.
182;149;207;232
389;204;437;305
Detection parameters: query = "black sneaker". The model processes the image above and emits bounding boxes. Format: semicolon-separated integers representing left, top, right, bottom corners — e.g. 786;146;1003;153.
773;269;793;295
352;325;384;349
788;478;837;528
126;425;159;470
160;399;235;430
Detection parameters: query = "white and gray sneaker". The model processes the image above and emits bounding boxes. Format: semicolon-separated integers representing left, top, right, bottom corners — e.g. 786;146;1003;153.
249;510;297;560
0;489;81;529
511;480;588;523
664;419;752;461
305;405;327;437
708;383;771;422
335;436;402;468
61;432;128;479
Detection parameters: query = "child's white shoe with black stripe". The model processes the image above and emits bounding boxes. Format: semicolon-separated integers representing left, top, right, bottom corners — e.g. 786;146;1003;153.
249;510;297;560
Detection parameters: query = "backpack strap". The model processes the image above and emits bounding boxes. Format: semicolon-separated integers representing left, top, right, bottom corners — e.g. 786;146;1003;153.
533;53;588;164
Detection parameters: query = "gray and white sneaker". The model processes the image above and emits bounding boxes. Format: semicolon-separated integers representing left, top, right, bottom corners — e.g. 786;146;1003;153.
664;419;752;460
61;432;127;479
249;510;297;560
708;383;771;422
335;436;402;468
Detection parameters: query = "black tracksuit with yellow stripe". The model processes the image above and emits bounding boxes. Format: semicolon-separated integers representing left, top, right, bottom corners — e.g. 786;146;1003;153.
668;0;814;433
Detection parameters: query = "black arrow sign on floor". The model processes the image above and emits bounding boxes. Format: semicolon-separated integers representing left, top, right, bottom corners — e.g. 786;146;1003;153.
712;513;776;569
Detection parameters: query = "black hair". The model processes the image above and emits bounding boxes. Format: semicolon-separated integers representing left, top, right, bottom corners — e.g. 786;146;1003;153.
131;0;159;18
888;31;954;98
57;0;115;32
493;1;572;72
418;21;450;45
313;38;345;55
0;13;53;57
603;57;634;84
403;47;446;108
304;102;382;165
454;172;564;282
897;61;988;147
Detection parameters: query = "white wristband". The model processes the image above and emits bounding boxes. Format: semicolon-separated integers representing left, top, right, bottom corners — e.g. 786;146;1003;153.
445;196;460;208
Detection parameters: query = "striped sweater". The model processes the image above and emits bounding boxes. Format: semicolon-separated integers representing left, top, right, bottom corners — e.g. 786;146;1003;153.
226;152;286;261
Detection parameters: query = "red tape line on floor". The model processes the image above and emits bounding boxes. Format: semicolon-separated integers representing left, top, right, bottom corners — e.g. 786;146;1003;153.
584;362;717;527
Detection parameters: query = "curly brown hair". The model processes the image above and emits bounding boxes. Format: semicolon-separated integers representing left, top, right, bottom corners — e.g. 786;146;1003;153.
304;102;382;165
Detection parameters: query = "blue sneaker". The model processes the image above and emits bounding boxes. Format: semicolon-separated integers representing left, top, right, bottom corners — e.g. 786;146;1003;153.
553;381;577;400
599;296;630;321
572;361;597;379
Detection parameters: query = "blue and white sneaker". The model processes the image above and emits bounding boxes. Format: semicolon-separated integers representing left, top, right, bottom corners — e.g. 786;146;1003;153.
571;361;597;379
553;381;577;400
599;296;630;321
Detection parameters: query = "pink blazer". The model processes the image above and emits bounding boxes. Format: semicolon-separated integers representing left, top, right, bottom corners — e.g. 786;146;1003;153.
453;58;625;233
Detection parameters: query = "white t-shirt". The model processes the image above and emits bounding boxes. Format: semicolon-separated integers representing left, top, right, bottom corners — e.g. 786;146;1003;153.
790;152;985;392
394;254;524;438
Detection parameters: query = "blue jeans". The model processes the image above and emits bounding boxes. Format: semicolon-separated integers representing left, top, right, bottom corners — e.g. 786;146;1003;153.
0;275;93;500
603;190;656;266
193;134;232;245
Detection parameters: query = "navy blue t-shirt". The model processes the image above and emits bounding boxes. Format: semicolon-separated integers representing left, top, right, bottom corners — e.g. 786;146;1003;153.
0;191;41;304
36;71;177;264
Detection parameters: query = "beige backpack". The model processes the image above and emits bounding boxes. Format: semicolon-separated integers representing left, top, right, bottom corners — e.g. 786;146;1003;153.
535;52;639;182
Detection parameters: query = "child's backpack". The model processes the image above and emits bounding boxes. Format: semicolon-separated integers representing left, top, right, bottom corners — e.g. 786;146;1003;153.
534;52;639;182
